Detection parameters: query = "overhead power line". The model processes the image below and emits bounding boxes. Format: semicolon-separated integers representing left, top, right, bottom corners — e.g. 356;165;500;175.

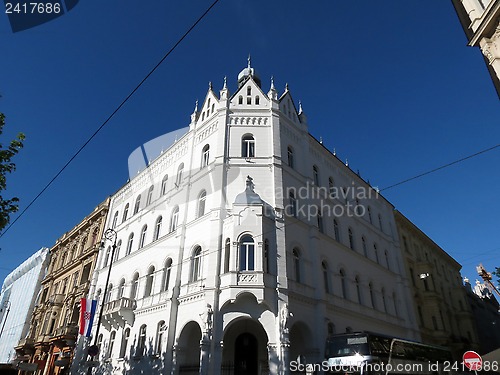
380;143;500;191
0;0;221;239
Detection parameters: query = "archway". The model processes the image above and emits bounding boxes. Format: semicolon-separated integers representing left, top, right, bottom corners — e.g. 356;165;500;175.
177;321;202;374
289;321;314;367
222;318;268;375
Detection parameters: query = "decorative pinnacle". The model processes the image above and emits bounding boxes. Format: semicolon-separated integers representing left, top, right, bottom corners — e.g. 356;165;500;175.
208;81;213;90
223;76;227;89
248;54;251;68
270;76;275;90
345;159;349;167
333;148;336;156
298;100;303;114
319;136;323;144
194;99;199;112
285;83;289;91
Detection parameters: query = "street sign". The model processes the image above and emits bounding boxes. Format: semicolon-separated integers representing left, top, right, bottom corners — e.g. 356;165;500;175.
463;351;482;371
88;345;99;357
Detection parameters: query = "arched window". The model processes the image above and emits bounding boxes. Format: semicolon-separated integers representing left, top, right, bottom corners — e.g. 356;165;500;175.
154;216;162;241
156;321;166;354
393;292;398;316
133;195;141;215
328;177;335;196
238;96;243;105
176;163;184;187
255;95;260;105
201;144;210;168
113;240;121;262
112;211;119;229
161;175;168;195
161;258;172;292
91;228;99;246
348;228;355;250
384;250;390;269
293;248;301;282
287;146;294;168
197;190;206;218
147;185;154;206
126;233;134;256
239;235;255;271
191;246;202;282
289;192;297;218
170;206;179;232
317;212;324;233
122;203;129;222
369;282;375;308
333;220;340;242
137;324;147;357
105;283;113;304
107;331;116;358
242;135;255;158
381;288;387;312
130;273;139;299
103;246;111;268
367;206;372;224
247;86;252;96
378;214;383;231
362;237;367;257
118;278;125;299
340;269;347;298
322;261;330;293
144;266;155;297
224;238;230;273
313;165;320;185
119;328;130;358
355;276;361;304
374;243;379;263
139;225;147;249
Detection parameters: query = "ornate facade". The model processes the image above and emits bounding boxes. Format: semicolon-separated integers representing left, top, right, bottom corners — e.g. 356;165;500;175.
452;0;500;97
72;63;420;375
17;198;109;375
394;211;480;359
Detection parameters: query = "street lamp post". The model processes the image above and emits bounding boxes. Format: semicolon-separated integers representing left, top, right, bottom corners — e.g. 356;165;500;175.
0;300;11;339
87;228;117;371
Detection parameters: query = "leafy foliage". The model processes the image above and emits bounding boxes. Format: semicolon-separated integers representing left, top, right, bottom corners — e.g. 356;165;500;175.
494;267;500;286
0;113;25;231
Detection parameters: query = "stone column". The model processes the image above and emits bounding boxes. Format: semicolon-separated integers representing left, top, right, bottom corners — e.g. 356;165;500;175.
267;343;278;375
199;334;211;375
170;345;179;375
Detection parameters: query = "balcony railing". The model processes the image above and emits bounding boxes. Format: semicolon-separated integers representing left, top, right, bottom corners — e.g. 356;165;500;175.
102;297;136;330
48;294;65;306
53;325;78;338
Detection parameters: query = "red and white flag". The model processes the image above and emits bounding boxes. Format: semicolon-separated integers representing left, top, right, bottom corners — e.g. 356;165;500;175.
79;298;97;337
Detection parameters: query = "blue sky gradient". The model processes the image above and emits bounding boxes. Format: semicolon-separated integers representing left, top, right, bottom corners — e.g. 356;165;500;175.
0;0;499;286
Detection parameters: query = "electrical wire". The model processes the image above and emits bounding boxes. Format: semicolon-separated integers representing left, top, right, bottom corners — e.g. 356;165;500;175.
0;0;221;239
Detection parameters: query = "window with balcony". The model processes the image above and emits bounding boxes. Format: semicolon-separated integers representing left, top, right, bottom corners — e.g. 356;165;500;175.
130;273;139;299
119;328;130;358
137;325;147;357
161;258;172;292
156;321;166;355
144;266;155;297
242;134;255;158
126;233;134;256
139;225;147;249
154;216;162;241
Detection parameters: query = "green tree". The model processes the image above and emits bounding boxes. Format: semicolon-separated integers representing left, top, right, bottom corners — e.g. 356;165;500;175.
0;112;25;231
494;267;500;286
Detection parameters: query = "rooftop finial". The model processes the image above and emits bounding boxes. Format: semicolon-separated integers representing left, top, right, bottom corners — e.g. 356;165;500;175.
333;148;336;156
298;100;303;114
223;76;227;89
194;99;198;112
270;76;275;90
345;159;349;167
285;83;289;91
248;54;251;68
319;136;323;144
208;81;213;90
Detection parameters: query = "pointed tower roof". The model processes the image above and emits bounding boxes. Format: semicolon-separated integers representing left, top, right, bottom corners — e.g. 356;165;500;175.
237;55;261;88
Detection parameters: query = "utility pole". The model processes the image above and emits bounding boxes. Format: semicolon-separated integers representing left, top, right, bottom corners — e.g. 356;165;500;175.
476;264;500;298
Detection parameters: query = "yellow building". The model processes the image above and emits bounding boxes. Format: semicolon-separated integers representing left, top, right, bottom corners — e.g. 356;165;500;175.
394;210;480;359
16;198;109;375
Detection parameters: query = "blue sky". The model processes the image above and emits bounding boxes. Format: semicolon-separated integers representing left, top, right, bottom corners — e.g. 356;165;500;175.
0;0;499;286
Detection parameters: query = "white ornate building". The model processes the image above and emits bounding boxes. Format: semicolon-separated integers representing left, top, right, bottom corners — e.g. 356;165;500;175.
452;0;500;97
75;63;420;375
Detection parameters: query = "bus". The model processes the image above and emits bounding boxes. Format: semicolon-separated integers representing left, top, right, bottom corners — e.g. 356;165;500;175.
325;332;453;375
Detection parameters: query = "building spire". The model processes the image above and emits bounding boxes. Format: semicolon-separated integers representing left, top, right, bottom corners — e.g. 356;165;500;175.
223;76;227;89
248;54;251;69
268;76;278;101
194;99;198;112
270;76;275;90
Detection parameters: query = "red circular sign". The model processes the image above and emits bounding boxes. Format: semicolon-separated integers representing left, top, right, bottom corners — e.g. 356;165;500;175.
463;351;482;371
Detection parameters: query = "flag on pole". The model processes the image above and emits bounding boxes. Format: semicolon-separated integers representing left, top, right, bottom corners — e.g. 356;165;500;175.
79;298;97;337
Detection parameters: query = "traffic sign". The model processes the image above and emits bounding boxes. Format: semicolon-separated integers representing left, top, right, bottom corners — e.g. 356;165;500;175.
88;345;99;357
463;351;482;371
